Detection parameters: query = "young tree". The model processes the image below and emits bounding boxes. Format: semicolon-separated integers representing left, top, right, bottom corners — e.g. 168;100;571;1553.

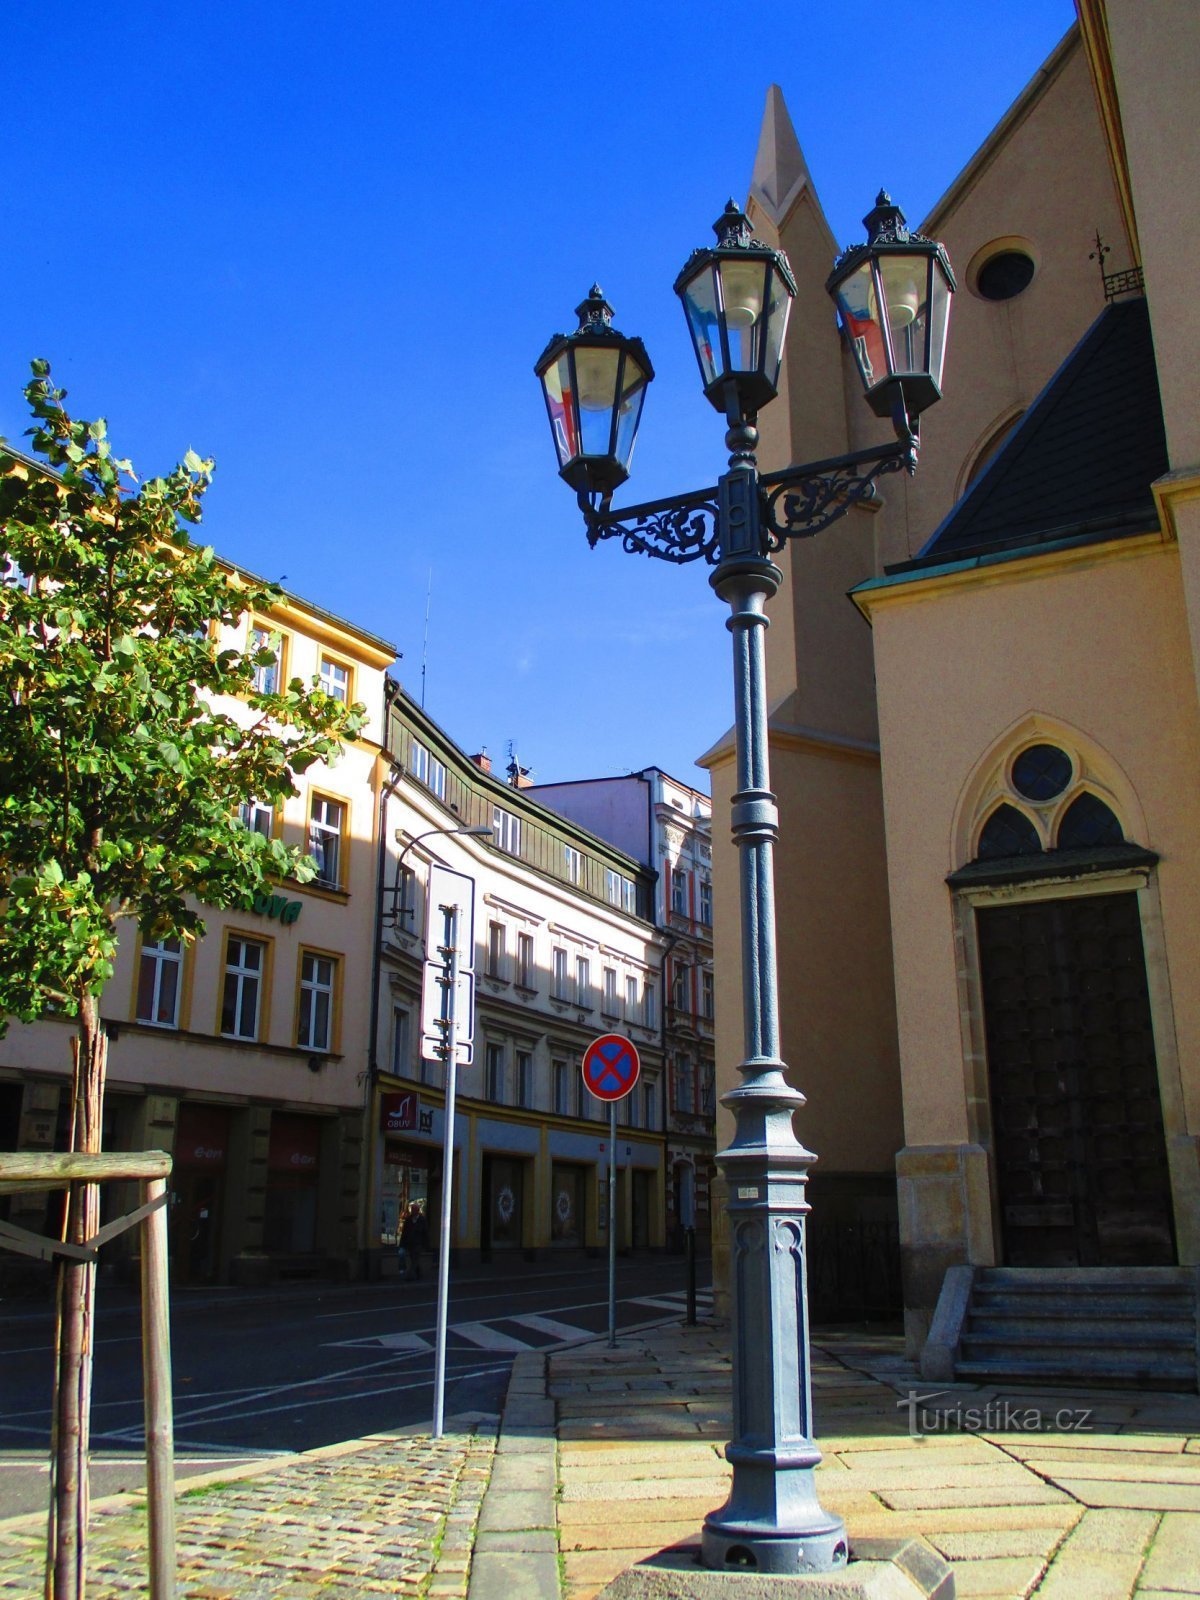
0;361;365;1600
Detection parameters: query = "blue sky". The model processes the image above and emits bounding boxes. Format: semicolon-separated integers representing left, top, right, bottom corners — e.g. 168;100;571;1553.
2;1;1074;790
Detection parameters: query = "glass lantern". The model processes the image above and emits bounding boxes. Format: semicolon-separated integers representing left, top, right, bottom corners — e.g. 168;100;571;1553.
674;201;796;420
826;192;955;430
535;286;654;499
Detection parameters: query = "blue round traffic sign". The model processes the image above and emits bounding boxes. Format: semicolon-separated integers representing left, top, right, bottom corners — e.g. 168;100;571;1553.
581;1033;641;1102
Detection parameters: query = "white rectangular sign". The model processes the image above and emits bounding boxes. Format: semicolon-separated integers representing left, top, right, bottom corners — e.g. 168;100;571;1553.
420;863;476;1066
420;968;474;1064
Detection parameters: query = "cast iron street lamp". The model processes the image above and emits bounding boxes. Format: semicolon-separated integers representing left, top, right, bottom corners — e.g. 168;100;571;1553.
536;194;954;1575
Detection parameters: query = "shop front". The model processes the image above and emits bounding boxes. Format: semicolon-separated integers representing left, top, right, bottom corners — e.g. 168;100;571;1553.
550;1162;587;1249
170;1101;231;1284
264;1111;322;1258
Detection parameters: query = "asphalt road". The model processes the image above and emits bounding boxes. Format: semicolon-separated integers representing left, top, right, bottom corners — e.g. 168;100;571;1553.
0;1254;712;1518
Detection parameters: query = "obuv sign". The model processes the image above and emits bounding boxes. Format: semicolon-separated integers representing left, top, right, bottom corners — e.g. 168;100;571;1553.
252;892;302;924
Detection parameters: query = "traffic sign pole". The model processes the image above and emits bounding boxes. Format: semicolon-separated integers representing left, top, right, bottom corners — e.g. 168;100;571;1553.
580;1034;640;1354
608;1100;617;1348
432;902;459;1440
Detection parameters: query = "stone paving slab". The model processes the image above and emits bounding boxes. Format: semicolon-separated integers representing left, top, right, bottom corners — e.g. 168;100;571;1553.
547;1325;1200;1600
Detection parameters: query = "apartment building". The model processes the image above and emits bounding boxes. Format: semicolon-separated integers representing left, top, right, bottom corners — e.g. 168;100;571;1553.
528;768;715;1248
364;687;668;1275
0;586;396;1286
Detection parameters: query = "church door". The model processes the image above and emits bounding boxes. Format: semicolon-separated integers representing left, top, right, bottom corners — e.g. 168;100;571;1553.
976;891;1175;1267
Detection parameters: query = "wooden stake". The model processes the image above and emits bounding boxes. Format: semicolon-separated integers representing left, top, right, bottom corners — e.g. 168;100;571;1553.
140;1176;176;1600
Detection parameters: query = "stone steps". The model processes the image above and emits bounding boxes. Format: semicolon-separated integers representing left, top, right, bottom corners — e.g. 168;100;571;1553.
951;1267;1198;1391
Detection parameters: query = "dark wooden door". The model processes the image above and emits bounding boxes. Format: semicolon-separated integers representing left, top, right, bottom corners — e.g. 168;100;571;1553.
977;892;1175;1267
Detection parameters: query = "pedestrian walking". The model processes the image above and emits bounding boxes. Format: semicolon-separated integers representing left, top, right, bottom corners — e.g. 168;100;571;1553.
400;1200;430;1281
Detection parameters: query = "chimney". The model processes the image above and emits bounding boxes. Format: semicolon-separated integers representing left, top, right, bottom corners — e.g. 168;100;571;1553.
471;750;491;774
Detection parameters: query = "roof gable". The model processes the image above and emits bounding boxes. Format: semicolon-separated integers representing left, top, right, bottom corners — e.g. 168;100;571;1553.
890;295;1167;574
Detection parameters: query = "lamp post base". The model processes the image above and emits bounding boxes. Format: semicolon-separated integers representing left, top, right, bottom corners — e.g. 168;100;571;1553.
702;1504;849;1574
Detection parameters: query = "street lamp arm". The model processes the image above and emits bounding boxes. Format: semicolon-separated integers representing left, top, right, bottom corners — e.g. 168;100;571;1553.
576;436;916;568
579;483;723;565
760;437;913;548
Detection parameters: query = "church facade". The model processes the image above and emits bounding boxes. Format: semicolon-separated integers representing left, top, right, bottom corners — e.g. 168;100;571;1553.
702;0;1200;1355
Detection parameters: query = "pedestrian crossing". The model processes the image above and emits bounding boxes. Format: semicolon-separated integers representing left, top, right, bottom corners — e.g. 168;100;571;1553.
325;1287;714;1356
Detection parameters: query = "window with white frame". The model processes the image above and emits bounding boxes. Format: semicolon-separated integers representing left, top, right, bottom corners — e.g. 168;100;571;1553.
486;1042;506;1103
699;878;713;926
552;946;569;1000
701;969;714;1021
575;955;590;1008
136;936;183;1028
602;966;617;1015
493;806;521;855
671;868;688;915
298;951;336;1052
240;798;273;838
409;740;446;800
319;655;350;703
309;795;345;888
625;974;639;1019
605;868;620;906
487;920;507;979
517;1050;533;1109
553;1059;569;1116
221;936;265;1040
249;625;281;694
622;878;637;914
516;931;535;989
644;981;656;1029
563;843;582;884
391;1005;412;1077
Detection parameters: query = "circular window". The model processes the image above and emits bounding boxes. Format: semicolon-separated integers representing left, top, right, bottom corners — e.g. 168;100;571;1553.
1011;743;1072;802
977;250;1035;301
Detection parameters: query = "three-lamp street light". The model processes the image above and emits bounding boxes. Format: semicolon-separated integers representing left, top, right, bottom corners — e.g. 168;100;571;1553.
536;193;954;1574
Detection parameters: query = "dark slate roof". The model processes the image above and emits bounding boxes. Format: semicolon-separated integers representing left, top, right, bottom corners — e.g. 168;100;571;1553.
887;296;1168;575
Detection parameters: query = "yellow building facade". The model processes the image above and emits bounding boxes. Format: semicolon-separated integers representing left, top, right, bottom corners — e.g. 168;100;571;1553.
0;587;397;1287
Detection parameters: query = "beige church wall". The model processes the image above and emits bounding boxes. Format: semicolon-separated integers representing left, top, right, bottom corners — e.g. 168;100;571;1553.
703;719;902;1312
862;35;1124;575
864;538;1200;1341
1103;0;1200;473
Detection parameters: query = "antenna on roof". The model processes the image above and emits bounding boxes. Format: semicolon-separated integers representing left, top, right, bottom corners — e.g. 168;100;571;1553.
506;740;534;788
420;567;432;708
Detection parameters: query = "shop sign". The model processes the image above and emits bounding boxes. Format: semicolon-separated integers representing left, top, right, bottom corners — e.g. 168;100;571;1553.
268;1113;322;1173
381;1091;420;1134
175;1103;231;1167
252;891;302;924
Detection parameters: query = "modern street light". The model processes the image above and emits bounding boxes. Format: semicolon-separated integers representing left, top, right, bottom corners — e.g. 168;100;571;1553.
536;194;954;1575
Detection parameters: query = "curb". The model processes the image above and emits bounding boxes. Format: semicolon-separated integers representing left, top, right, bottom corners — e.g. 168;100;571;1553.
468;1350;560;1600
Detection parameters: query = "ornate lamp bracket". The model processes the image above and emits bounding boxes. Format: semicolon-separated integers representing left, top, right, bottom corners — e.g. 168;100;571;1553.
577;436;915;566
760;438;914;549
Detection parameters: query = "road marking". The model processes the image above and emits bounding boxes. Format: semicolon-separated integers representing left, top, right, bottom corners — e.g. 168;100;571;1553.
371;1331;433;1353
451;1321;534;1352
508;1313;594;1343
630;1293;712;1312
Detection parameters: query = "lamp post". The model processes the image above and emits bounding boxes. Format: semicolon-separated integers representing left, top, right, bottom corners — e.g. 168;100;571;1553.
536;194;954;1575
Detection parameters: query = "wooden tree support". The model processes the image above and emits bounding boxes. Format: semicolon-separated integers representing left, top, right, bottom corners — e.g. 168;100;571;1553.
0;1151;177;1600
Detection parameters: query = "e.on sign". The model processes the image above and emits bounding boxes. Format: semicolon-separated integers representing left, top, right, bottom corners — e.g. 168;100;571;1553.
267;1113;322;1173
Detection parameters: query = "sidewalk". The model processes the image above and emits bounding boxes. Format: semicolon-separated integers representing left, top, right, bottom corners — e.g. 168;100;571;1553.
548;1324;1200;1600
3;1318;1199;1599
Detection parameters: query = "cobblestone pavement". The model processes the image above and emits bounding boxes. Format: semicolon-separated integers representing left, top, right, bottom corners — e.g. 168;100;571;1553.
552;1325;1200;1600
0;1422;495;1599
